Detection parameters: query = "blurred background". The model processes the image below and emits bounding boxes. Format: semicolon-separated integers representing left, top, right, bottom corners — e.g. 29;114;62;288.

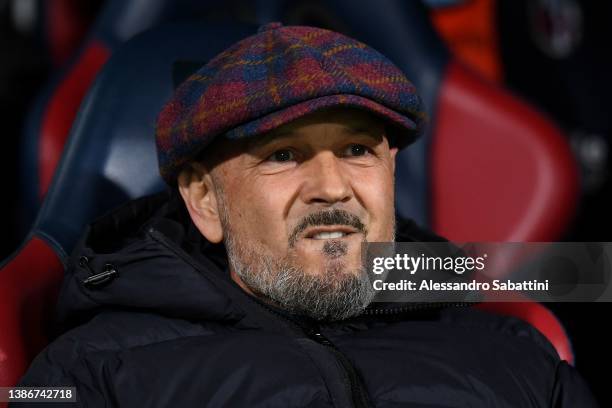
0;0;610;405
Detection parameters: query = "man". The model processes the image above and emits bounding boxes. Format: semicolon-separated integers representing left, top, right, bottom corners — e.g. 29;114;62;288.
15;23;598;407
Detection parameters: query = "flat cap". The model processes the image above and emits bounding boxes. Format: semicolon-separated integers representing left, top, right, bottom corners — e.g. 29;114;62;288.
156;22;426;184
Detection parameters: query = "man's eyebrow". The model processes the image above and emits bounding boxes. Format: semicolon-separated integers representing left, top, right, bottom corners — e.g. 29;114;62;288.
246;130;294;149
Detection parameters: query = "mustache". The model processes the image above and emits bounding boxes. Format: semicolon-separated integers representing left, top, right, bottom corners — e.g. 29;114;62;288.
288;209;366;247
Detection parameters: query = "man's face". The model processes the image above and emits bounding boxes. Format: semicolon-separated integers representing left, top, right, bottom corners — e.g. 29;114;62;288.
189;108;398;320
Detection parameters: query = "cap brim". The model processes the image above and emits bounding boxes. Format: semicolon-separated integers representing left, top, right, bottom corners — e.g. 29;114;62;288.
223;94;424;149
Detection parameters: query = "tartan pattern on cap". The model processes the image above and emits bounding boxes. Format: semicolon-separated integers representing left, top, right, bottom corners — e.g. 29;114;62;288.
156;23;426;184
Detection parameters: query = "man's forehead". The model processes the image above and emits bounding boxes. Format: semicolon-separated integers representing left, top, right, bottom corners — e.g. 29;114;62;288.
246;108;386;148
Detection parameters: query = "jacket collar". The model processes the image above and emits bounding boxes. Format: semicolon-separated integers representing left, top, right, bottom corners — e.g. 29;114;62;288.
55;190;454;332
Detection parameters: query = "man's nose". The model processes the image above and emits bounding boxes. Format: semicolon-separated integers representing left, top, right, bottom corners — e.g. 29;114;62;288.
300;152;353;205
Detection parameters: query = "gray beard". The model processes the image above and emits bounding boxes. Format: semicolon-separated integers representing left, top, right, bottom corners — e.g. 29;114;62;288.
226;235;376;321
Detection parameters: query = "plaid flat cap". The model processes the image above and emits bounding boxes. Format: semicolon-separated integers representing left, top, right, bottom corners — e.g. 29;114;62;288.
156;22;426;184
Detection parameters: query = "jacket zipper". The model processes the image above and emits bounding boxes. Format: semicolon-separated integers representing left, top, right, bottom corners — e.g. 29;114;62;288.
251;299;373;408
307;329;373;408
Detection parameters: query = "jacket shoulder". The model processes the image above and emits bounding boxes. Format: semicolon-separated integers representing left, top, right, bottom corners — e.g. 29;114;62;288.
18;311;211;388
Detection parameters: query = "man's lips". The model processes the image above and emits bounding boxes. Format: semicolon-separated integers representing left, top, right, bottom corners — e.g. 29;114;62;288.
302;225;360;240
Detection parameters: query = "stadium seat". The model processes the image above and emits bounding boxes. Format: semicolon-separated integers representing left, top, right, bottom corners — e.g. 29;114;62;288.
2;0;577;395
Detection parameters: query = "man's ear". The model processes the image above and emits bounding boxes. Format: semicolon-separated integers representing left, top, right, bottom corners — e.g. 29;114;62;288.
384;127;399;174
389;146;398;174
177;162;224;243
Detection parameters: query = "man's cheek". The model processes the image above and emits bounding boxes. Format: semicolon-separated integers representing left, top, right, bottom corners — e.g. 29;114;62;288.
246;208;287;251
371;205;396;241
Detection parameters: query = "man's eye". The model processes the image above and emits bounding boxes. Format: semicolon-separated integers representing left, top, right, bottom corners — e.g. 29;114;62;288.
346;144;369;157
267;149;295;162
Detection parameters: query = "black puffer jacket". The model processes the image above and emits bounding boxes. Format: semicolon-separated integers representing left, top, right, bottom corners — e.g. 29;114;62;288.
15;191;599;407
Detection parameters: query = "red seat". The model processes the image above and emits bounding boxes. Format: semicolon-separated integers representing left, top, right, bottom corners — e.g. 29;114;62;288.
432;62;578;242
0;239;63;387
